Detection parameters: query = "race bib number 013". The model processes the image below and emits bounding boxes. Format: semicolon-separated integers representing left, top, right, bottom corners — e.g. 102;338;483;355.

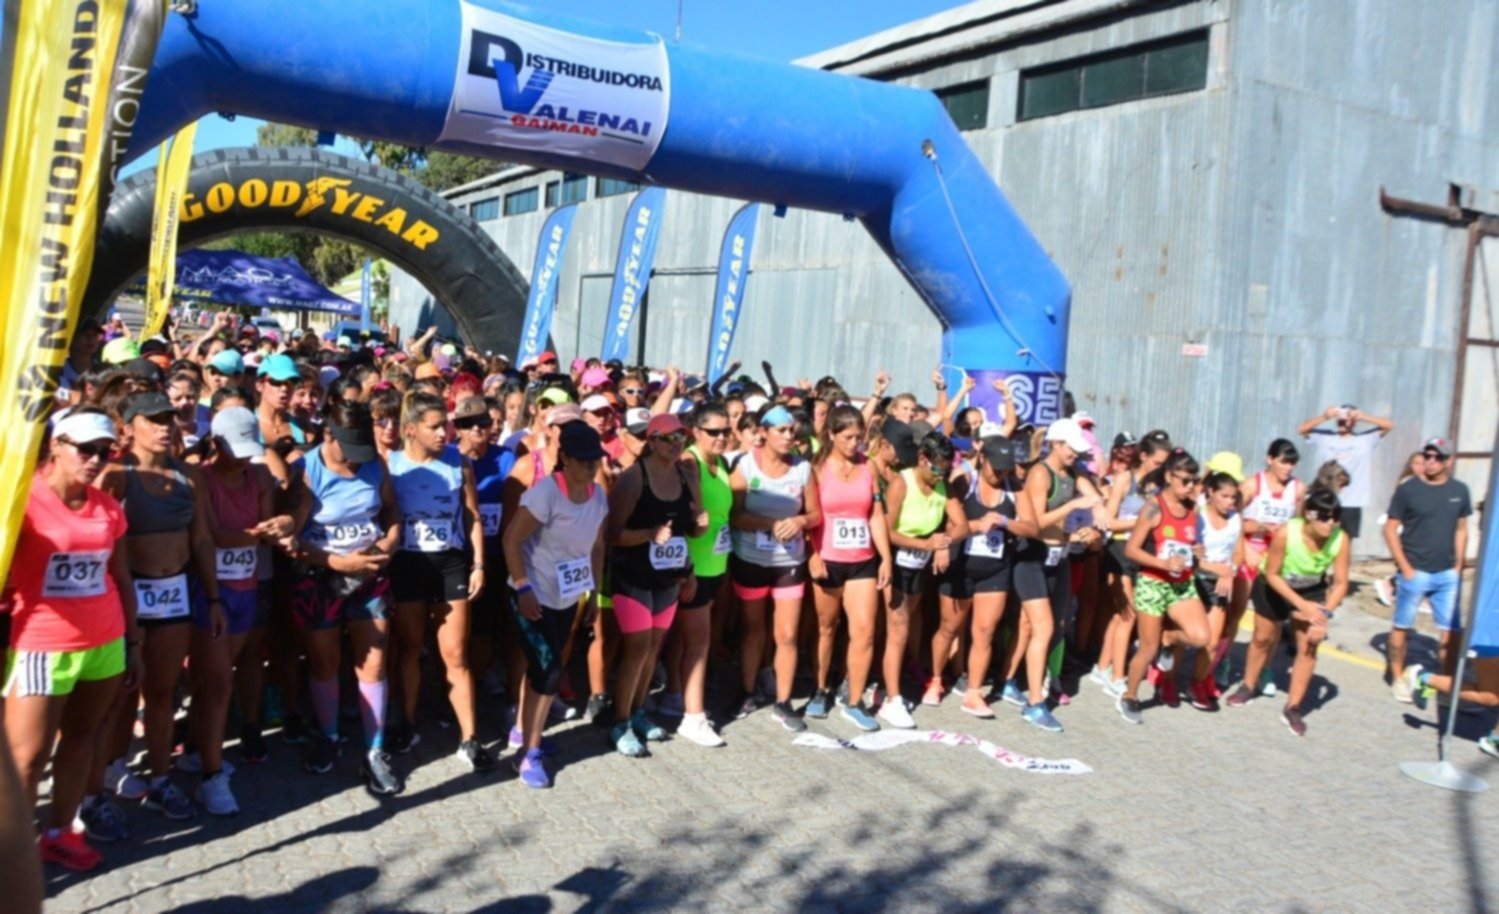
43;551;110;599
832;518;871;551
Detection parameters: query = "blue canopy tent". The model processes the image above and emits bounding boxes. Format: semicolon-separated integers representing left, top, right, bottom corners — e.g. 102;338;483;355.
126;249;359;316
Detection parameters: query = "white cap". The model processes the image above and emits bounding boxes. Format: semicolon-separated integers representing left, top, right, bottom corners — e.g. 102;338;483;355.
743;394;771;413
580;394;613;413
211;407;266;459
53;411;117;445
977;421;1005;439
623;407;651;435
1045;418;1091;453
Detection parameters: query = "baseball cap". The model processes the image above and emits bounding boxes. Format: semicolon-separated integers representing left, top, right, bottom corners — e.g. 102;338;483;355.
623;408;651;437
1204;451;1246;483
646;413;685;438
257;353;300;382
909;420;936;441
102;337;141;365
336;335;353;349
1045;418;1091;453
881;418;919;467
538;350;559;365
1073;411;1096;429
977;421;1006;439
1112;431;1139;450
537;387;573;407
559;421;607;462
329;420;377;464
759;405;795;427
743;394;771;414
581;367;612;389
122;391;176;422
318;365;342;388
53;410;117;445
580;394;614;414
520;355;539;371
570;357;589;375
414;362;442;381
981;436;1016;472
546;403;584;427
211;406;266;459
124;358;164;384
1423;437;1452;458
453;396;488;423
681;374;706;391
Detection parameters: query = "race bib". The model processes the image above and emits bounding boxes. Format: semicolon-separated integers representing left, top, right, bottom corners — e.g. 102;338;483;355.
307;521;378;555
556;557;594;603
1158;540;1195;570
896;548;931;570
43;551;109;599
713;525;732;555
831;518;871;551
479;504;503;538
215;546;258;582
1045;546;1064;567
755;529;787;553
404;517;456;553
135;574;190;621
966;531;1005;560
1260;503;1293;525
649;537;688;571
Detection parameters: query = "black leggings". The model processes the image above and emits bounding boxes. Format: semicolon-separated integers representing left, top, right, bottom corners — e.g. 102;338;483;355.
512;603;575;696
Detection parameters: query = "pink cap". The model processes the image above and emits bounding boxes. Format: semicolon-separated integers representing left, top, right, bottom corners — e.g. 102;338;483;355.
581;367;612;389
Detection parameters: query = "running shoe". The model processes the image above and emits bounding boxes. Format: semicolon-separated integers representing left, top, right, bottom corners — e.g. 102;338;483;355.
840;702;880;732
1224;684;1256;708
1156;652;1175;674
456;740;496;772
1022;702;1063;733
195;772;240;816
1159;675;1180;708
515;747;550;788
1281;705;1307;737
734;693;767;720
106;758;149;801
39;830;102;872
1000;680;1026;707
805;688;833;719
678;713;727;747
655;692;686;718
1402;665;1428;710
585;694;611;725
1049;681;1072;707
362;750;403;795
961;695;996;719
878;695;916;730
143;780;196;819
281;713;309;745
611;721;647;757
304;735;339;774
1374;576;1395;608
1259;668;1278;697
1087;665;1113;689
240;727;268;765
1104;678;1127;699
630;709;668;741
386;723;420;755
1116;696;1144;725
1391;668;1416;704
952;673;969;696
1189;677;1219;712
549;700;580;723
1479;735;1499;761
507;726;560;756
770;700;807;733
921;679;945;707
175;752;236;777
834;678;851;707
77;794;129;843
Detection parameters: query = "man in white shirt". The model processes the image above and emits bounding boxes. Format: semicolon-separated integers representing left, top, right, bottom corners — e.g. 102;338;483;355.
1297;403;1394;540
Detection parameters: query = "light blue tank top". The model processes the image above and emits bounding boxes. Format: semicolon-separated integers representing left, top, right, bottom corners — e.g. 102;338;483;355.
389;445;467;552
302;445;385;555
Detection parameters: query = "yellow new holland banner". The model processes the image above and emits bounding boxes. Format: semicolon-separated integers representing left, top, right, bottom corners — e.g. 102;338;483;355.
0;0;165;574
140;119;195;340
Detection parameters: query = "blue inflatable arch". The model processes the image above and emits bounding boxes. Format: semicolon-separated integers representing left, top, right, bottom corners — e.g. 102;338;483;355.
130;0;1071;421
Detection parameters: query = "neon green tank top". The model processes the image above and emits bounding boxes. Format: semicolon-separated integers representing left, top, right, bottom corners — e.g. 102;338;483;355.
1280;518;1343;589
686;445;733;576
896;467;947;537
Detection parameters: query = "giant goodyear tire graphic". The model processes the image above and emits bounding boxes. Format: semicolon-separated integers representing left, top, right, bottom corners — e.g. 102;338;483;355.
85;146;526;354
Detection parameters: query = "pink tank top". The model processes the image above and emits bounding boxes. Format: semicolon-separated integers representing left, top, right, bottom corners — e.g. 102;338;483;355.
815;459;877;563
205;465;263;592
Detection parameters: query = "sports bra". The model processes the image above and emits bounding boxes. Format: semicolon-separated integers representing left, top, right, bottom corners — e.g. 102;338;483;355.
121;464;195;536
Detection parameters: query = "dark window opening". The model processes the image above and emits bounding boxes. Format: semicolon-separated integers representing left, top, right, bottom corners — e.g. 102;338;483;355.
1018;30;1209;122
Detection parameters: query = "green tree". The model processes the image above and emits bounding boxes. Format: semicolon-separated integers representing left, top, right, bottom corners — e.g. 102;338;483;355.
422;150;501;192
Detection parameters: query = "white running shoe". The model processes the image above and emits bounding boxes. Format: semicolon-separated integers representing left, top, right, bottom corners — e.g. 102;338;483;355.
1390;669;1415;704
1374;577;1395;608
678;713;726;748
106;758;150;801
878;696;916;730
1087;666;1113;688
195;772;239;816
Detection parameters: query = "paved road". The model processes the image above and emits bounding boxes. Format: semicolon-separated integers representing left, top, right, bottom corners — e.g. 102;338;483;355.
43;575;1498;913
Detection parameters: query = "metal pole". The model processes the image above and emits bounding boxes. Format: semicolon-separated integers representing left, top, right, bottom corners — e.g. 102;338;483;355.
1400;418;1498;792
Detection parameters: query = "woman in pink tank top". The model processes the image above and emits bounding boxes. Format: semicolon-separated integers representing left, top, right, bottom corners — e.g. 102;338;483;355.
807;407;892;730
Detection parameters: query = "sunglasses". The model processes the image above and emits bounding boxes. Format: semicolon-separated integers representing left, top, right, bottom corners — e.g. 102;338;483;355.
1173;473;1201;485
61;439;111;460
653;432;688;447
620;387;644;396
262;377;295;388
698;427;732;438
1307;513;1340;525
1423;452;1448;462
455;419;492;431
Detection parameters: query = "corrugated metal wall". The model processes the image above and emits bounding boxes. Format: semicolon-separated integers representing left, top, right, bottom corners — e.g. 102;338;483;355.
390;0;1498;554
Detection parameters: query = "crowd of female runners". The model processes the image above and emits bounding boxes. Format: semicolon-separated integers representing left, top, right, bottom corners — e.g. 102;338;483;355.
3;315;1371;872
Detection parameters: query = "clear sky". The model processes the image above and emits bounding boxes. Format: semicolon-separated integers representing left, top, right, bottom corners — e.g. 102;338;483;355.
123;0;969;176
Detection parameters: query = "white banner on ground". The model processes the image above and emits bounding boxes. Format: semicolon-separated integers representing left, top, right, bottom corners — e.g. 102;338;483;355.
441;2;670;172
793;729;1092;776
